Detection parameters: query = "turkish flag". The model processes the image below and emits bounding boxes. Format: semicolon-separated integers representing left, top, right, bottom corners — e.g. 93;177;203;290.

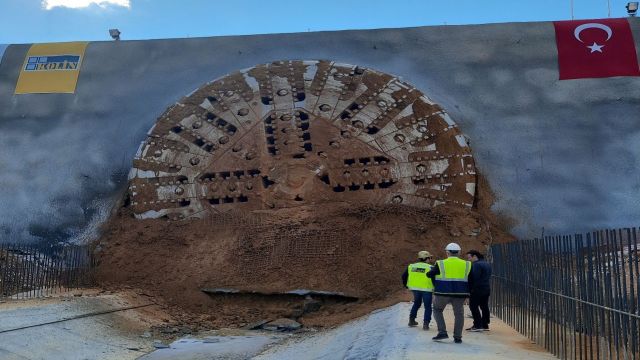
554;18;640;80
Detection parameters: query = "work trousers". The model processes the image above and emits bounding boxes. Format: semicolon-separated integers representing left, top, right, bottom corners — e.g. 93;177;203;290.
470;291;490;328
409;290;433;324
432;295;466;338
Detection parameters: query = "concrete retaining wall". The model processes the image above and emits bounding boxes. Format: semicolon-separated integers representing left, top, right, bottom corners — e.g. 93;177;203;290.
1;19;639;242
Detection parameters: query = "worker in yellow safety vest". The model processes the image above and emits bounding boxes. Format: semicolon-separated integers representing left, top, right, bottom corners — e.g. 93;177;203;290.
402;250;434;330
427;242;472;344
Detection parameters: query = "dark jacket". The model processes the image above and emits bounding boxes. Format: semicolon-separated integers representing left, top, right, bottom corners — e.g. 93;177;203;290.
426;261;471;298
468;260;492;295
402;267;409;287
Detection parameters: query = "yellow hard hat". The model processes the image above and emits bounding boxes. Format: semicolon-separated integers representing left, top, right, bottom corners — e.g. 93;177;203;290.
418;250;432;259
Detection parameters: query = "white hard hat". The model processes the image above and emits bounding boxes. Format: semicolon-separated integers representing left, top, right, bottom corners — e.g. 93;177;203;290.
445;243;462;252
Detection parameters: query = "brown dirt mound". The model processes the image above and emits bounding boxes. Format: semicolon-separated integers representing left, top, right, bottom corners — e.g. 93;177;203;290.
95;179;512;329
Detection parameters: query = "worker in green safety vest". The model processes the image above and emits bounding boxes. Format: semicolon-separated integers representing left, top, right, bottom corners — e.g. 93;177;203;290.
427;242;472;344
402;250;434;330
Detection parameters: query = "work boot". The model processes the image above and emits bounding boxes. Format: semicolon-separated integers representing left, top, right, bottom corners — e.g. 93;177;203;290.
408;318;418;327
422;323;429;330
454;337;462;344
432;332;449;341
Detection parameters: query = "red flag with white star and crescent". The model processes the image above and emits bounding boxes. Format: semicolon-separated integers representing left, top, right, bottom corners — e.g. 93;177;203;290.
554;18;640;80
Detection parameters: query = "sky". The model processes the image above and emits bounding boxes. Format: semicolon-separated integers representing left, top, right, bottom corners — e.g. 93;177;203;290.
0;0;636;44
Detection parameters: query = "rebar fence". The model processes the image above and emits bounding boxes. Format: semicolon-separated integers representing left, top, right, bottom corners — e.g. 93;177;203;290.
491;228;640;360
0;243;95;299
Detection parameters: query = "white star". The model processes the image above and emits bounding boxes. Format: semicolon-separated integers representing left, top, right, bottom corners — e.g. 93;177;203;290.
587;42;604;53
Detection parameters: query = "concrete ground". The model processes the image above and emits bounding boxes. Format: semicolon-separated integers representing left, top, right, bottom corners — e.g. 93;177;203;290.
143;303;556;360
253;302;556;359
0;290;166;360
140;330;289;360
0;292;555;360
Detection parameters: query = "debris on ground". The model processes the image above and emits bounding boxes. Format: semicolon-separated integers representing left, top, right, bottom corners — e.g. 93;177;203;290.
261;318;302;332
96;185;512;330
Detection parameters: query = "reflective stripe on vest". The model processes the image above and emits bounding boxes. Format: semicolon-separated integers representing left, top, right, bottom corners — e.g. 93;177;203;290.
433;257;471;295
407;262;434;292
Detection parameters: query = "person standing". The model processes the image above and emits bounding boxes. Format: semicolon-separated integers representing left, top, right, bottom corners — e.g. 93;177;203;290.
402;250;435;330
466;249;492;332
427;243;471;344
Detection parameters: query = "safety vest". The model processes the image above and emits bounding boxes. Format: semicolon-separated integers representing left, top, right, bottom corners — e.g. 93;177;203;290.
433;257;471;296
407;262;434;292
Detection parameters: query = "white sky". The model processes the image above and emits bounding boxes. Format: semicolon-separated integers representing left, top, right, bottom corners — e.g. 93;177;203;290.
42;0;130;10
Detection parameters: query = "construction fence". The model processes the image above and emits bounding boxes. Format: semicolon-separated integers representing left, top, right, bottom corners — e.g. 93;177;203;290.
491;228;640;360
0;242;95;299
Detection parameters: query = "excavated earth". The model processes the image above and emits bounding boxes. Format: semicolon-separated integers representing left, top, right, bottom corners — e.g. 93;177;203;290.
95;177;512;330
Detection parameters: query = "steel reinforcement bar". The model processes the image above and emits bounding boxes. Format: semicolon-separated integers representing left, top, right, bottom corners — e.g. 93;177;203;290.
490;228;640;360
0;243;95;299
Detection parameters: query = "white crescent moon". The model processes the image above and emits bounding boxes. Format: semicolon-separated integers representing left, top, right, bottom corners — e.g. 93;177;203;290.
574;23;613;43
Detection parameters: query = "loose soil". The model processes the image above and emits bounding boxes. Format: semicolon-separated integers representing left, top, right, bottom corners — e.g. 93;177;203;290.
95;175;513;331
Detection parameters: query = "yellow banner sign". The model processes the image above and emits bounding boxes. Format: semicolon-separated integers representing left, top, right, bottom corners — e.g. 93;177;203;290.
15;42;88;94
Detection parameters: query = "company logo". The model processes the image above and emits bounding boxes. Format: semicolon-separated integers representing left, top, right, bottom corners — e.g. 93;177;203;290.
24;55;81;72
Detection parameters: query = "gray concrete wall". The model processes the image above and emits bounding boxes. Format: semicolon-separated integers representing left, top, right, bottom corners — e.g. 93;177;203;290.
1;19;639;243
0;45;7;66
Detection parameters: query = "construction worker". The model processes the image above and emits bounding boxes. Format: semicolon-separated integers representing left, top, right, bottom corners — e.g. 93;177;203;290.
427;243;472;344
466;249;492;332
402;250;434;330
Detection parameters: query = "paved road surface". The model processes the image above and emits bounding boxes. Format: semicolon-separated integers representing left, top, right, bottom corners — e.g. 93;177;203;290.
1;294;555;360
255;303;556;360
0;292;155;360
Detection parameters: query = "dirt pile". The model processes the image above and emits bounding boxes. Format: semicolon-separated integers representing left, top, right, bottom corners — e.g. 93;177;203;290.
95;182;512;329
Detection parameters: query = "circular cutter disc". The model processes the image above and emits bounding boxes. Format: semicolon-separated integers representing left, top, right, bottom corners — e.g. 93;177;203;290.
128;60;477;220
